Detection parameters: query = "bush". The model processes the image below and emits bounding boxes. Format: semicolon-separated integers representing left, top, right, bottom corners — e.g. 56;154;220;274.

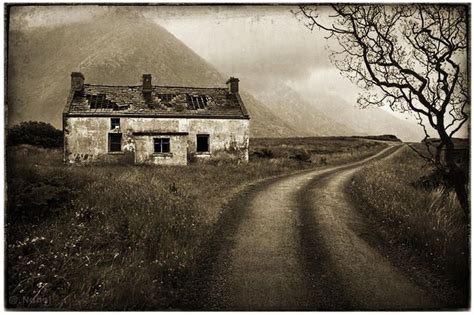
319;157;328;165
250;148;274;159
290;149;311;162
7;121;63;148
414;168;451;190
7;170;72;225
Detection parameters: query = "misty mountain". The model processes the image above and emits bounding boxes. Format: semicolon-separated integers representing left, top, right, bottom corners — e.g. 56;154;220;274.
300;91;426;142
242;78;356;136
7;12;303;137
239;76;424;141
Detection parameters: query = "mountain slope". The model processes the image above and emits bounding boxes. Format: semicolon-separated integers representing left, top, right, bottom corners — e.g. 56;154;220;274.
240;75;423;141
7;12;303;137
243;78;356;136
303;92;425;142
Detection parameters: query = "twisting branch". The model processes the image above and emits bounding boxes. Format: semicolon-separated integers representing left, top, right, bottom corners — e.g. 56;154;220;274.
294;4;469;211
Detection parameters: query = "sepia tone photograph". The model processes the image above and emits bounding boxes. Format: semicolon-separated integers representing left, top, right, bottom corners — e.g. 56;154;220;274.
4;2;470;311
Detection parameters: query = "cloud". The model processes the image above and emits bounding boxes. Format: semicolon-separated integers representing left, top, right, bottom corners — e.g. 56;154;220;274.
156;5;335;81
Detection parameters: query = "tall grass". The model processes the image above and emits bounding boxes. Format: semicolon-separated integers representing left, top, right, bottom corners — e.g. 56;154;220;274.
7;139;386;310
349;145;468;303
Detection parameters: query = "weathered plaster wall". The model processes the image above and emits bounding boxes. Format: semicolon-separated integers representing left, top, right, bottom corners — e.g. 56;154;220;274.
64;116;249;164
64;117;110;163
134;134;187;166
184;119;250;162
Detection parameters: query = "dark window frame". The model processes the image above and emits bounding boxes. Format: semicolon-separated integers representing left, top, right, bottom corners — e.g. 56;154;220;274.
109;133;122;152
187;95;208;110
154;138;171;153
88;93;116;109
196;134;210;153
111;118;120;129
158;94;176;102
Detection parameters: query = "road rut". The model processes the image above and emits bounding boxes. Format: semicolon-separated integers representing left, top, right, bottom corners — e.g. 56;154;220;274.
202;145;436;310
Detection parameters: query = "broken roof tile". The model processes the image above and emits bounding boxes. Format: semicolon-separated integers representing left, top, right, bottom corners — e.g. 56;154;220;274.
66;84;249;119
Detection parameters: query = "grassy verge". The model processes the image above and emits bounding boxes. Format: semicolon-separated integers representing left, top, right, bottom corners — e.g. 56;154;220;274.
7;138;387;310
348;145;469;308
251;137;388;166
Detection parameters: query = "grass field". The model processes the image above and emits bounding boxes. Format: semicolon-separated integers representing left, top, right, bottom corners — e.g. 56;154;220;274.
348;144;469;307
251;136;388;165
6;137;387;310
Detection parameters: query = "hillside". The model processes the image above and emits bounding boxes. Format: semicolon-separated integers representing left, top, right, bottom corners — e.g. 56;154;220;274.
243;78;356;136
242;76;424;141
7;11;339;138
304;91;425;142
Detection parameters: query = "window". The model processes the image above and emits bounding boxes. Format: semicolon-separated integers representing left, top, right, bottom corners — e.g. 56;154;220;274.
109;133;122;152
186;94;207;110
158;94;176;102
154;138;170;153
111;118;120;129
87;94;117;109
196;134;209;153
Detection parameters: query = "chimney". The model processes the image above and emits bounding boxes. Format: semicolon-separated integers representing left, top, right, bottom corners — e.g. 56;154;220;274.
142;74;152;93
226;77;239;94
71;72;84;92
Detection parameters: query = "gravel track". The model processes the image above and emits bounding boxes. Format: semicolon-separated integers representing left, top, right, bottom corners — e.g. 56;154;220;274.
199;145;437;310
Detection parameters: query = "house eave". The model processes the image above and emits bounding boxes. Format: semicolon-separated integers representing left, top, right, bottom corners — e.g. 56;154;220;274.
64;112;250;120
133;131;189;136
234;92;250;118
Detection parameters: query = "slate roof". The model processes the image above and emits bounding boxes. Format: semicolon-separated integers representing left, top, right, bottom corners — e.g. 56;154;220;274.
65;84;249;119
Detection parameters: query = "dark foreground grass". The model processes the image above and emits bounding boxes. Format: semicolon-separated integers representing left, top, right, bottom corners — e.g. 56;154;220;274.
7;138;386;310
348;145;469;308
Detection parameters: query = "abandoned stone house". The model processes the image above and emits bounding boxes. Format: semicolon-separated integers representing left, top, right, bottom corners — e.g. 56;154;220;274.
63;72;250;165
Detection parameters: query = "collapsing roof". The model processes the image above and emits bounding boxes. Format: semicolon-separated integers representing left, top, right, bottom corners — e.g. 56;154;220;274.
64;73;249;119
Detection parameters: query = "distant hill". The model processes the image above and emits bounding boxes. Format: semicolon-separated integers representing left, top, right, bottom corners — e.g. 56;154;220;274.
299;91;425;142
242;76;424;141
7;10;345;138
243;78;356;136
352;135;402;142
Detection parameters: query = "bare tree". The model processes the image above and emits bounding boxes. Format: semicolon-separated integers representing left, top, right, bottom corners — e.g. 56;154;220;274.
295;4;469;211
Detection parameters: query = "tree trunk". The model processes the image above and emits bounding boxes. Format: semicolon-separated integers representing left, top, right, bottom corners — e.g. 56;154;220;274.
438;126;469;214
444;147;469;213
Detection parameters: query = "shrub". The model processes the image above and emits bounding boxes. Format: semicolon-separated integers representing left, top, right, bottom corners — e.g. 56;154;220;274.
319;157;328;165
250;148;274;159
290;149;311;162
7;121;63;148
413;168;451;190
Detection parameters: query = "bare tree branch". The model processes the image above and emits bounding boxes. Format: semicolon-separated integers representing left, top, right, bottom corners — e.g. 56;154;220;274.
294;4;469;211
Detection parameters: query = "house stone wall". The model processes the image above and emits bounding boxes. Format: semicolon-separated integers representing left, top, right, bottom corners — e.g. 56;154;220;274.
64;116;250;165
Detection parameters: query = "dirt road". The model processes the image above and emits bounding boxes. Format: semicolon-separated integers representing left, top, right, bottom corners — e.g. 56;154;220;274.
199;145;438;310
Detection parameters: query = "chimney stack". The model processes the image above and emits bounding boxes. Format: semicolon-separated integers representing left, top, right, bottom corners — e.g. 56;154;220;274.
71;72;84;92
226;77;239;94
142;74;152;93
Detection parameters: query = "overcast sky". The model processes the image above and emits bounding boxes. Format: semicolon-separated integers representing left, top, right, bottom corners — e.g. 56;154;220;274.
152;5;362;105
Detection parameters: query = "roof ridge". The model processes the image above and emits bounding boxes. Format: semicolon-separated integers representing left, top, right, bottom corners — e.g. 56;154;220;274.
84;84;227;90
